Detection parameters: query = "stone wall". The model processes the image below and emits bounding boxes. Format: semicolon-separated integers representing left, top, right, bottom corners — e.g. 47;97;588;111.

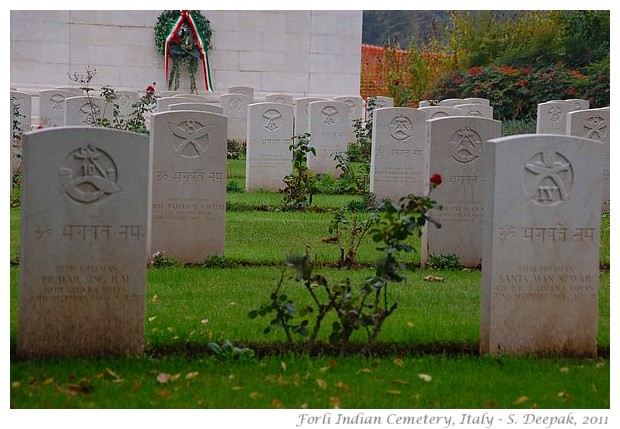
10;10;363;97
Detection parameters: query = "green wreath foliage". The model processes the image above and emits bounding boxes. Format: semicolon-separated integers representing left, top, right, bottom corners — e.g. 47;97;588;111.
154;10;212;92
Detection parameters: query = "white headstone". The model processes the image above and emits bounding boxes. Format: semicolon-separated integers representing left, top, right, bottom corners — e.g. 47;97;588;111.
422;116;502;268
246;102;294;191
65;96;113;126
149;110;227;264
417;106;466;119
567;108;610;213
481;134;602;356
307;101;349;176
438;98;464;107
170;103;224;115
455;104;494;119
294;97;325;135
116;90;140;119
366;96;394;121
463;97;491;105
265;94;294;105
55;86;83;96
369;107;429;202
174;94;210;102
17;127;150;358
333;96;365;143
227;86;254;101
536;101;576;134
221;93;252;142
565;98;590;111
39;89;75;127
10;90;32;132
157;96;201;112
418;100;432;108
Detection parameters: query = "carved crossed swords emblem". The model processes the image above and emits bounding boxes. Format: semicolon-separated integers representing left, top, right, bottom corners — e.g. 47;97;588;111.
168;120;212;158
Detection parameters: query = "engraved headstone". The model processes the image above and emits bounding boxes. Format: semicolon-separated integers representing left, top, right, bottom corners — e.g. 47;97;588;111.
174;94;210;102
536;100;576;134
417;106;466;120
54;86;83;96
567;108;610;213
227;86;254;101
170;102;224;115
150;110;227;264
116;90;139;119
463;97;490;105
294;97;325;135
221;92;252;142
455;103;494;119
246;102;294;191
422;116;502;268
265;94;294;105
418;100;432;108
307;101;349;176
369;107;428;202
366;96;394;121
17;127;150;358
333;96;365;143
481;134;602;356
39;89;74;127
565;98;590;111
65;96;113;126
10;90;32;132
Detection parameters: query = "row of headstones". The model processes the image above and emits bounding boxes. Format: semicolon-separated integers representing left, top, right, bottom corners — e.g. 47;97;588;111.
16;114;604;358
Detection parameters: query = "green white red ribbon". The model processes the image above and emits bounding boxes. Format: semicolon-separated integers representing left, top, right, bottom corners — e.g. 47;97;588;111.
164;10;214;92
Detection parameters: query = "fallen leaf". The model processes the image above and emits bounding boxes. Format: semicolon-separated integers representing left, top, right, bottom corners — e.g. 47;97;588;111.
105;368;122;382
418;373;432;382
316;379;328;389
559;367;570;373
423;275;444;282
557;391;570;399
42;377;54;384
319;366;331;373
151;294;159;302
358;368;372;374
157;373;171;384
392;379;409;385
249;392;263;399
156;389;170;399
186;372;199;380
201;319;209;324
170;373;181;382
232;386;244;391
12;381;21;389
406;322;415;328
387;390;401;395
148;316;157;322
166;326;175;332
335;381;349;390
393;358;404;367
513;396;529;404
329;396;341;408
55;384;77;397
172;335;179;340
272;399;283;408
300;403;309;409
229;301;237;306
280;361;287;372
329;359;337;368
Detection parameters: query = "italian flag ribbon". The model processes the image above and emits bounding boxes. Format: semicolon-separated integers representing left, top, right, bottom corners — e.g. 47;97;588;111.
164;10;214;92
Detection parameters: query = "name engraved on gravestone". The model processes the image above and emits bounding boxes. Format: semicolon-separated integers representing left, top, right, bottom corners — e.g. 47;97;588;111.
246;102;294;191
150;111;227;264
17;127;150;358
369;107;428;202
481;134;602;356
422;117;501;268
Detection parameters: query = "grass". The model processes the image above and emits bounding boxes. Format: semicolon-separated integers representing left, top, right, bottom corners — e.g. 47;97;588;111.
8;161;612;410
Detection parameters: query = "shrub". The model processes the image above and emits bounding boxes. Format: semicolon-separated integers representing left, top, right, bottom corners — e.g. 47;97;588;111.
426;253;463;271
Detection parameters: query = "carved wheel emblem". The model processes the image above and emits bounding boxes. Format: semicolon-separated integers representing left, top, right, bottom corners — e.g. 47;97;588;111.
263;109;282;131
59;144;121;204
321;106;338;125
50;94;66;111
388;115;412;141
448;126;482;164
523;147;573;206
168;119;212;158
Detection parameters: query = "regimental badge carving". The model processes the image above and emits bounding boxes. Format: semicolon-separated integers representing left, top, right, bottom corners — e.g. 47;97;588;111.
431;111;448;119
548;106;563;123
275;97;285;104
583;116;608;140
79;102;100;125
344;99;355;115
448;126;482;164
388;115;412;141
50;93;66;111
117;93;131;108
168;119;212;158
523;147;573;206
229;97;242;112
58;144;121;204
321;106;338;126
263;109;282;131
467;110;482;117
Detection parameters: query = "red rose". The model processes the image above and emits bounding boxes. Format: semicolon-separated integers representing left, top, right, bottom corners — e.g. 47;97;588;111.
430;173;442;186
393;79;400;86
146;85;155;94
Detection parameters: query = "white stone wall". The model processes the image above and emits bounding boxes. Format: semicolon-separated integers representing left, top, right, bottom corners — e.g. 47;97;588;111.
10;10;363;98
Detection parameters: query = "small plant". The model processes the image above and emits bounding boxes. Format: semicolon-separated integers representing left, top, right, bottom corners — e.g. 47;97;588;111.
333;152;370;196
227;139;246;159
250;175;443;356
281;133;318;210
426;253;463;271
226;180;244;193
203;255;236;268
207;340;256;361
150;251;179;268
324;208;379;268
